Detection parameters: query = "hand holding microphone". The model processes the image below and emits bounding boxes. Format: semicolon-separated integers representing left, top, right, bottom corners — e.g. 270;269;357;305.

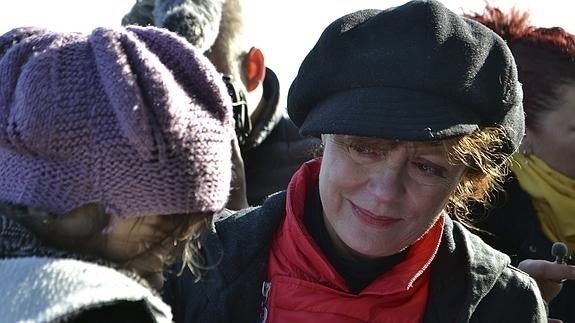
518;242;575;304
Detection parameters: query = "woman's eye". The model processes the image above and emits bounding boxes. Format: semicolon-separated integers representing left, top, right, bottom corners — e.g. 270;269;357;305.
350;144;374;154
413;162;446;178
347;143;381;163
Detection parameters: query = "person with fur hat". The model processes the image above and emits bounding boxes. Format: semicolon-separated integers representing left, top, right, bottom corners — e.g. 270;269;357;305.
0;25;234;322
163;1;546;322
122;0;320;209
465;5;575;322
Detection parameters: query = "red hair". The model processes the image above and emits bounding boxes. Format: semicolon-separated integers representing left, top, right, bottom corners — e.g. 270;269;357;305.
465;5;575;130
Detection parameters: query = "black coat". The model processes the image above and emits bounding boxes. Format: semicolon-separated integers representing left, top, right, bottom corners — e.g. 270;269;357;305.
474;175;575;322
164;192;546;323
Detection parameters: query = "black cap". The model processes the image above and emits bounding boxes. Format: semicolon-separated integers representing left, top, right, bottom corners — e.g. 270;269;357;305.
287;0;524;154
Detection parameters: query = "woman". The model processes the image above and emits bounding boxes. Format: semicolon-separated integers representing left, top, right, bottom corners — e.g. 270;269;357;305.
164;1;546;322
0;25;234;322
466;6;575;322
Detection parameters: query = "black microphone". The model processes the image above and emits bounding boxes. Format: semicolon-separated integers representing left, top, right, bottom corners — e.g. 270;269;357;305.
551;242;568;264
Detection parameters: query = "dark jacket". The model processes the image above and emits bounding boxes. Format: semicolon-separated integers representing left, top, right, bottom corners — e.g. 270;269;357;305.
241;68;320;205
164;191;546;323
474;175;575;322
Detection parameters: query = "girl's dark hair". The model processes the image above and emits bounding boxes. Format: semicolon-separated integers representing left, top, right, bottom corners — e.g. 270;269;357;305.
465;5;575;130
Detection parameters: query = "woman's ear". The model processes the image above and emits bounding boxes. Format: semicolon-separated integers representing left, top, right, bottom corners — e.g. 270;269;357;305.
243;47;265;92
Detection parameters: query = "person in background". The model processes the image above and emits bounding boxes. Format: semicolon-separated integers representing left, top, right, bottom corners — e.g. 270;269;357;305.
163;1;546;322
0;25;233;322
466;5;575;322
122;0;320;208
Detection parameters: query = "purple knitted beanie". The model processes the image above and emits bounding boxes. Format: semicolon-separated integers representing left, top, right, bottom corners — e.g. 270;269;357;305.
0;25;234;219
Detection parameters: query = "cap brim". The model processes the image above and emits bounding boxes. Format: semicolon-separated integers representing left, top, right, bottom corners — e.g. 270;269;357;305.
300;87;480;141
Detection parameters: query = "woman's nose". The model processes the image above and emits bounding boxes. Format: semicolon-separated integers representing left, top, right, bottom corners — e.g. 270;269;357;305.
366;162;405;203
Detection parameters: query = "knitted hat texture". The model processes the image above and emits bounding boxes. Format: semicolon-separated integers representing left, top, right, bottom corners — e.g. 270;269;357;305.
0;26;234;219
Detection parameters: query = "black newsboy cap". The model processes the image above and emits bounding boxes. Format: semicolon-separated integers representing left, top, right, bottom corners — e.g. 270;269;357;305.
287;0;524;154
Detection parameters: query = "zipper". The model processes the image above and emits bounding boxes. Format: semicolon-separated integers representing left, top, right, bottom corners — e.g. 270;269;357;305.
259;281;272;323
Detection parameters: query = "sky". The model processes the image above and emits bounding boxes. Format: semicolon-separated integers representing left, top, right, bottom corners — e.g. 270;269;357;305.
1;0;573;107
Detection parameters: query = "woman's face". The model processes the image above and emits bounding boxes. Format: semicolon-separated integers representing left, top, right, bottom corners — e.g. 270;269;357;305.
319;135;465;260
526;83;575;178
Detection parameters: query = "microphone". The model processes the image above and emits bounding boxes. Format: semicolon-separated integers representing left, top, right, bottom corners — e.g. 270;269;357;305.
551;242;568;264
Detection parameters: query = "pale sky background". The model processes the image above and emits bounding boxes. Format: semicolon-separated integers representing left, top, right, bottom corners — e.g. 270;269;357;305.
1;0;573;108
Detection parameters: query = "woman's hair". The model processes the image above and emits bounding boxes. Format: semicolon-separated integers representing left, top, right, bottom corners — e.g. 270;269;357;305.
465;5;575;131
444;127;510;225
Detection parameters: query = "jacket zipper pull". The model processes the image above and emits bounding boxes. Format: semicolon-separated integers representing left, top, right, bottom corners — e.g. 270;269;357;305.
259;281;272;323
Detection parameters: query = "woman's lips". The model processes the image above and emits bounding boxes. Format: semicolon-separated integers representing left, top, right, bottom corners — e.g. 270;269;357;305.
350;201;401;228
